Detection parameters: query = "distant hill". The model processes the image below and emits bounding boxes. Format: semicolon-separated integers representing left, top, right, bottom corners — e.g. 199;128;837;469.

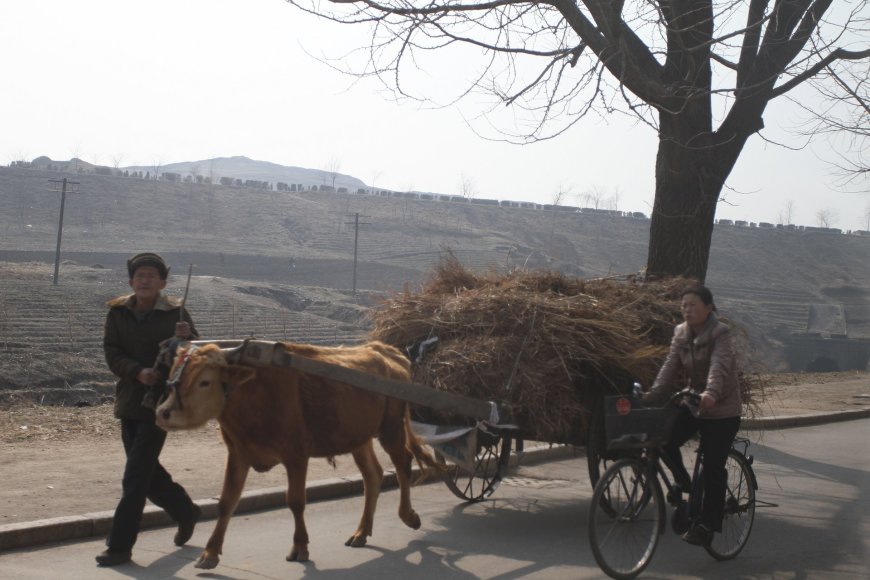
25;155;368;193
1;165;869;372
123;156;368;192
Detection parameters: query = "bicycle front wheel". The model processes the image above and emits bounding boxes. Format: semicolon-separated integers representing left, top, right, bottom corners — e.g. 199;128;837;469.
589;458;664;579
706;449;756;560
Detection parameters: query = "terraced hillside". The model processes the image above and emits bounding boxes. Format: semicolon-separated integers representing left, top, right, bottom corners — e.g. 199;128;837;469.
1;166;869;392
0;262;371;400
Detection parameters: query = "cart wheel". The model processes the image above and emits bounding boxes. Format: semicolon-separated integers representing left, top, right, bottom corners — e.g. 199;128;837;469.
436;429;512;502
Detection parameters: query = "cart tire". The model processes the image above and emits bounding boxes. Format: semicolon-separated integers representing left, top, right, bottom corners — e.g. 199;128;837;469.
435;429;512;502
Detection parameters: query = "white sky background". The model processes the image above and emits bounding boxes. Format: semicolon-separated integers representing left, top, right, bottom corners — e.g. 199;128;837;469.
2;0;868;229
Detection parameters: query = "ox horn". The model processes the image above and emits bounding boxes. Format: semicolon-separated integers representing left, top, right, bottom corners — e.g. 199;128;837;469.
219;343;246;365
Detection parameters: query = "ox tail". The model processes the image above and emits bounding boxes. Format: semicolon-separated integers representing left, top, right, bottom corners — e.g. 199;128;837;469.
404;407;444;483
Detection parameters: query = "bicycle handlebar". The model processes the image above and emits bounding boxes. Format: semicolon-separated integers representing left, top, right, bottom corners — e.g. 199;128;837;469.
634;385;701;416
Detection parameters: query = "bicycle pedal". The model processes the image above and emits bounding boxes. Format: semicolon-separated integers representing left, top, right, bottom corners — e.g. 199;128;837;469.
671;503;690;535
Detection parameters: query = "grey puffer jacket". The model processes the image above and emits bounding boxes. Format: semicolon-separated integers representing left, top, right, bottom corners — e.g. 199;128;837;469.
103;293;197;421
644;312;742;419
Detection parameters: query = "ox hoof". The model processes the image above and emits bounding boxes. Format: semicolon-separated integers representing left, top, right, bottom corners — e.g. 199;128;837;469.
286;547;309;562
194;554;219;570
344;534;368;548
403;510;422;530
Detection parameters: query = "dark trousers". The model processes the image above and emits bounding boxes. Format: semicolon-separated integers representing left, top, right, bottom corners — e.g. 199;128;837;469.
106;419;195;552
663;407;740;532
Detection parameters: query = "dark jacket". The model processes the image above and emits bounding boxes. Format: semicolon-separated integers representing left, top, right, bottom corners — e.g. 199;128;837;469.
644;312;742;419
103;293;198;420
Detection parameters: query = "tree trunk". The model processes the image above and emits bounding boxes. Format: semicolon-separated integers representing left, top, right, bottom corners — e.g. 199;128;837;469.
646;108;722;283
646;1;724;283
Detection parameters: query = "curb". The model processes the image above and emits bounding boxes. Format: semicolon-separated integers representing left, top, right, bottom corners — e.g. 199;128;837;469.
0;443;573;553
2;410;868;553
741;407;870;430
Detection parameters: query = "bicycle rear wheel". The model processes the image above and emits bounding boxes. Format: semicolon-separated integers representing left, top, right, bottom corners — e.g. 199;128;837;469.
589;458;664;579
706;449;756;560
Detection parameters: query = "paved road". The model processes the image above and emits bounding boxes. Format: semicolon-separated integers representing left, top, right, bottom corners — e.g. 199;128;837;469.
0;420;867;579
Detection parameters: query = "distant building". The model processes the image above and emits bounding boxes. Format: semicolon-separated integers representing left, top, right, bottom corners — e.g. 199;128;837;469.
787;304;870;371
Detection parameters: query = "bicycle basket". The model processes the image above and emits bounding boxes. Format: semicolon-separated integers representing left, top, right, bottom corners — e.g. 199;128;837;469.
604;395;679;450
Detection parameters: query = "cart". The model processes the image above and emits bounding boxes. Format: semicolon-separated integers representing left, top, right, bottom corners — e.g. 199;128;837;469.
184;338;619;502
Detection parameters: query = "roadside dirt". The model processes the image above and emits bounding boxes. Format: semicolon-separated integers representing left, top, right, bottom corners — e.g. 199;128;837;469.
1;372;867;526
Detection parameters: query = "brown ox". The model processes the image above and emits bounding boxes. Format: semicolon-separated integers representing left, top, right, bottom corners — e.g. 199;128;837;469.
155;341;438;569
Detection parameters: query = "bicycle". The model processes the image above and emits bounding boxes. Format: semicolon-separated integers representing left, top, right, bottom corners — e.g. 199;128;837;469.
588;389;758;579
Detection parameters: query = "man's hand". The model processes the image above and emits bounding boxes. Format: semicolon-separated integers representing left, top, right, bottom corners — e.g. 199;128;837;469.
699;391;716;414
137;368;160;386
175;322;191;339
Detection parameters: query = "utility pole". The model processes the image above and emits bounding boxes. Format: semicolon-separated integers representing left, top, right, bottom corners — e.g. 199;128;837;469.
48;177;80;285
344;212;370;296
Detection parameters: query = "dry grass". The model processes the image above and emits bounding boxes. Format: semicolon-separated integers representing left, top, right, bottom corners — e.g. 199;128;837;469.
0;400;118;444
370;255;766;443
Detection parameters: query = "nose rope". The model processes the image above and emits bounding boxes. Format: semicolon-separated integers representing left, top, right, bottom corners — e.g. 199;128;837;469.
165;344;199;412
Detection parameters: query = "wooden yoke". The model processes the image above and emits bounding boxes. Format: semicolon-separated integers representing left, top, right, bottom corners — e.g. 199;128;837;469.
189;339;502;423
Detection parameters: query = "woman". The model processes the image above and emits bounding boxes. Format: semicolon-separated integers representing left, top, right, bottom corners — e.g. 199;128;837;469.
642;285;742;546
97;252;201;566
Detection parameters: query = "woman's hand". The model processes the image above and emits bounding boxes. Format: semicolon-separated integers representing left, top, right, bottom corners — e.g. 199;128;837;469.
699;391;716;414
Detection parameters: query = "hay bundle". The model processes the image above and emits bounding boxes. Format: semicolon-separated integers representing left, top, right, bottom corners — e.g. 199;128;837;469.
369;256;694;443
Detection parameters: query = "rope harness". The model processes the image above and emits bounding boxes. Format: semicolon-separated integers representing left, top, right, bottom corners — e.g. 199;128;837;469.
163;344;199;411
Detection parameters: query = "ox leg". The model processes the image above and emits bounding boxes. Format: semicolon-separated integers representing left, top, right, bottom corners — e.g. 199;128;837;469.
346;440;384;547
381;428;421;530
196;452;250;570
283;457;311;562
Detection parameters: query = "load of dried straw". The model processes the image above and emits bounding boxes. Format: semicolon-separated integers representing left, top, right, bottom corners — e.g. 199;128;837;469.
369;256;716;443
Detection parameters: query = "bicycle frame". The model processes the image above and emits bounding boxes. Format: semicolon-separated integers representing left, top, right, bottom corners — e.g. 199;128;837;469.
639;435;756;535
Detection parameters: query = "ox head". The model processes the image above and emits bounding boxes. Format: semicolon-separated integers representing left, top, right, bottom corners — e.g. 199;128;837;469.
155;343;256;431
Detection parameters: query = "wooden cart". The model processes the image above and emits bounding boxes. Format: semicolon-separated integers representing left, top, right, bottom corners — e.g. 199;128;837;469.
186;339;616;502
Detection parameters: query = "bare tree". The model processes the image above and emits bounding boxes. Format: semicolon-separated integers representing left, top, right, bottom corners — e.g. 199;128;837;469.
549;184;572;247
606;189;621;212
797;60;870;185
110;154;125;171
325;156;342;190
287;1;870;281
552;184;570;207
581;187;606;210
816;208;837;228
458;172;477;200
151;157;162;181
862;203;870;231
189;162;202;183
69;143;84;173
778;199;796;225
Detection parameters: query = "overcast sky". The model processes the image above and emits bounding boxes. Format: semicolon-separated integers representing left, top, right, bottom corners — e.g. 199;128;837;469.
3;0;868;229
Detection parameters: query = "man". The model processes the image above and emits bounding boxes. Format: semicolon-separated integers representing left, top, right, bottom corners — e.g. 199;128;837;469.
97;252;201;566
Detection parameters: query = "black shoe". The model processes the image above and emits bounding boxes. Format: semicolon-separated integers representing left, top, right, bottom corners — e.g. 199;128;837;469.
174;504;202;546
682;523;713;546
95;549;132;566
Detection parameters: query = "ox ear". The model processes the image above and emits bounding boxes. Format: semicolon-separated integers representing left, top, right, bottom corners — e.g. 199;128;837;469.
221;365;257;389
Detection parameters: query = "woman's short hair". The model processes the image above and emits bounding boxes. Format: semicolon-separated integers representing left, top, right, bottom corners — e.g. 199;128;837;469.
681;285;715;308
